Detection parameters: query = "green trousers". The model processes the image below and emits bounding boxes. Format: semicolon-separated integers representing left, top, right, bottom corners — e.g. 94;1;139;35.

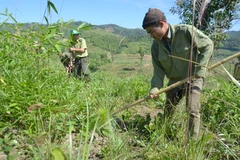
73;56;89;80
165;78;203;140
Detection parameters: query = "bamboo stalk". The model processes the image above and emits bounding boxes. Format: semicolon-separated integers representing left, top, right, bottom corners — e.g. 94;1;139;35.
111;52;240;116
208;52;240;70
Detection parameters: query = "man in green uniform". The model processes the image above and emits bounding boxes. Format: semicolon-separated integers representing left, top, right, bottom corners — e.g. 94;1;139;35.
233;56;240;81
142;8;214;140
69;29;90;81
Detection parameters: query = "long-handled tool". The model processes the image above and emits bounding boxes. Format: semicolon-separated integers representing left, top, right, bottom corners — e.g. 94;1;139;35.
112;52;240;116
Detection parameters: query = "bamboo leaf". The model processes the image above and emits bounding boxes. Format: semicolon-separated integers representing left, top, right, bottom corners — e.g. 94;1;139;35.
48;1;58;14
47;0;51;15
0;18;9;27
81;24;94;30
5;8;8;15
77;23;93;31
65;19;75;25
0;13;7;16
50;147;67;160
9;14;18;23
77;22;87;30
44;16;49;24
55;44;62;53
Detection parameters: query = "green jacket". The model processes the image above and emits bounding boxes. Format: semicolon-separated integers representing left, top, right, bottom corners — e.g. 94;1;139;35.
150;24;214;94
70;38;88;58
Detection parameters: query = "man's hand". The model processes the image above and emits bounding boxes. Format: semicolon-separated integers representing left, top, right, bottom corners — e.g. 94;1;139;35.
149;93;158;99
70;48;75;52
149;87;160;99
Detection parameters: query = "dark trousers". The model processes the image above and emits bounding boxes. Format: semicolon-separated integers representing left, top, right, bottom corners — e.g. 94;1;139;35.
165;78;204;139
73;56;89;79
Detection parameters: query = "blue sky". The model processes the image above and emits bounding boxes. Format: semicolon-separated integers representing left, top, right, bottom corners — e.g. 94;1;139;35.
1;0;239;31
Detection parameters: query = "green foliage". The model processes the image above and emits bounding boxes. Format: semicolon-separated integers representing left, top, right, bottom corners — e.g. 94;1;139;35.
50;148;67;160
202;81;239;131
0;133;18;160
170;0;240;48
201;80;240;159
47;0;58;15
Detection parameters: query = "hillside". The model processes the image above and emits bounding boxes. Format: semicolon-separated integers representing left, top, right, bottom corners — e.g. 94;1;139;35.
220;31;240;51
2;21;239;58
68;21;240;56
67;22;153;55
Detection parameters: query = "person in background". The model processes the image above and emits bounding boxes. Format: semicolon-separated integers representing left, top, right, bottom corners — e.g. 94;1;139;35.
142;8;214;140
69;29;90;81
59;52;73;73
233;56;240;81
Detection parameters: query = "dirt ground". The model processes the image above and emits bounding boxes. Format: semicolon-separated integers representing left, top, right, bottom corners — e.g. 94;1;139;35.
87;105;163;160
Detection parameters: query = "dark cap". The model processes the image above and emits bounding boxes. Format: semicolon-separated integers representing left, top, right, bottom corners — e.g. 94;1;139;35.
142;8;166;29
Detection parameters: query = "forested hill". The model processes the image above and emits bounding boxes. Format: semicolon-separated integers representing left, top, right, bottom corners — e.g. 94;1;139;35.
2;21;240;55
97;24;240;51
69;21;240;53
68;22;240;56
220;31;240;51
66;22;153;55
